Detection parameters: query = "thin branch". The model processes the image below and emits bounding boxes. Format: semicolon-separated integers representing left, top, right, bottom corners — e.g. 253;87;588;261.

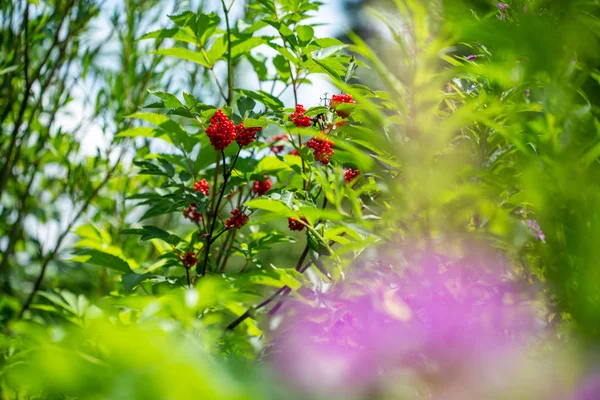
225;244;310;331
220;0;234;105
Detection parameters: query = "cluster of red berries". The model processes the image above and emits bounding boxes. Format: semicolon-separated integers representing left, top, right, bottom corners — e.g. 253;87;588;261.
206;109;236;150
180;251;198;268
235;122;262;147
183;204;202;223
253;177;272;196
225;208;249;229
306;134;334;165
193;178;209;196
269;134;289;154
290;104;311;127
288;217;308;231
344;169;360;183
330;94;356;118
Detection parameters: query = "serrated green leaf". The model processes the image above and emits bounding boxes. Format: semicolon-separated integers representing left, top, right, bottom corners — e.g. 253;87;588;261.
152;48;210;68
71;249;132;273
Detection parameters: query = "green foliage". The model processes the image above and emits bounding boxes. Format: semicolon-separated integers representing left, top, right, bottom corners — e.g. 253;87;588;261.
3;0;600;398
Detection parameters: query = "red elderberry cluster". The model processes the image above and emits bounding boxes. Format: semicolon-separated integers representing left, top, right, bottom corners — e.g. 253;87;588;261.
269;134;289;154
235;122;262;147
306;134;334;165
183;204;202;223
253;177;272;196
226;208;249;229
180;252;198;268
288;217;308;231
344;169;360;183
193;178;209;196
206;109;236;150
330;93;356;118
290;104;311;127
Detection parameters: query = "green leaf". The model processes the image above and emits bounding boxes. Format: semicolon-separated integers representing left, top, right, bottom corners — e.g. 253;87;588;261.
71;249;132;273
206;35;227;65
115;127;173;144
236;89;284;110
245;198;294;217
122;273;151;293
237;97;256;117
152;48;210;68
149;91;185;109
231;37;268;58
183;92;196;108
244;118;269;128
313;38;345;48
344;55;358;84
310;58;342;80
168;11;196;27
309;251;331;279
273;55;291;79
296;25;314;45
158;158;175;177
138;28;196;46
121;226;182;245
254;156;293;174
196;12;221;43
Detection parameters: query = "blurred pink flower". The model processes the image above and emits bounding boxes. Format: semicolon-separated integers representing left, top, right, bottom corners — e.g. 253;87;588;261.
269;248;539;398
572;371;600;400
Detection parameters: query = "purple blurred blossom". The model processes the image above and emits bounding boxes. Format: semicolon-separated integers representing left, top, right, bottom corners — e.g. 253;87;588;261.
466;55;477;61
270;249;538;397
498;2;509;10
572;372;600;400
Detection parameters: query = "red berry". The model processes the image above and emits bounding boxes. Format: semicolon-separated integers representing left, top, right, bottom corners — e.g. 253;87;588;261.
205;109;236;151
225;208;249;229
193;178;209;196
344;169;360;183
288;217;308;231
290;104;311;127
306;134;334;165
252;177;272;196
290;149;300;157
183;204;202;223
235;122;262;147
269;134;288;155
180;251;198;268
330;94;356;118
